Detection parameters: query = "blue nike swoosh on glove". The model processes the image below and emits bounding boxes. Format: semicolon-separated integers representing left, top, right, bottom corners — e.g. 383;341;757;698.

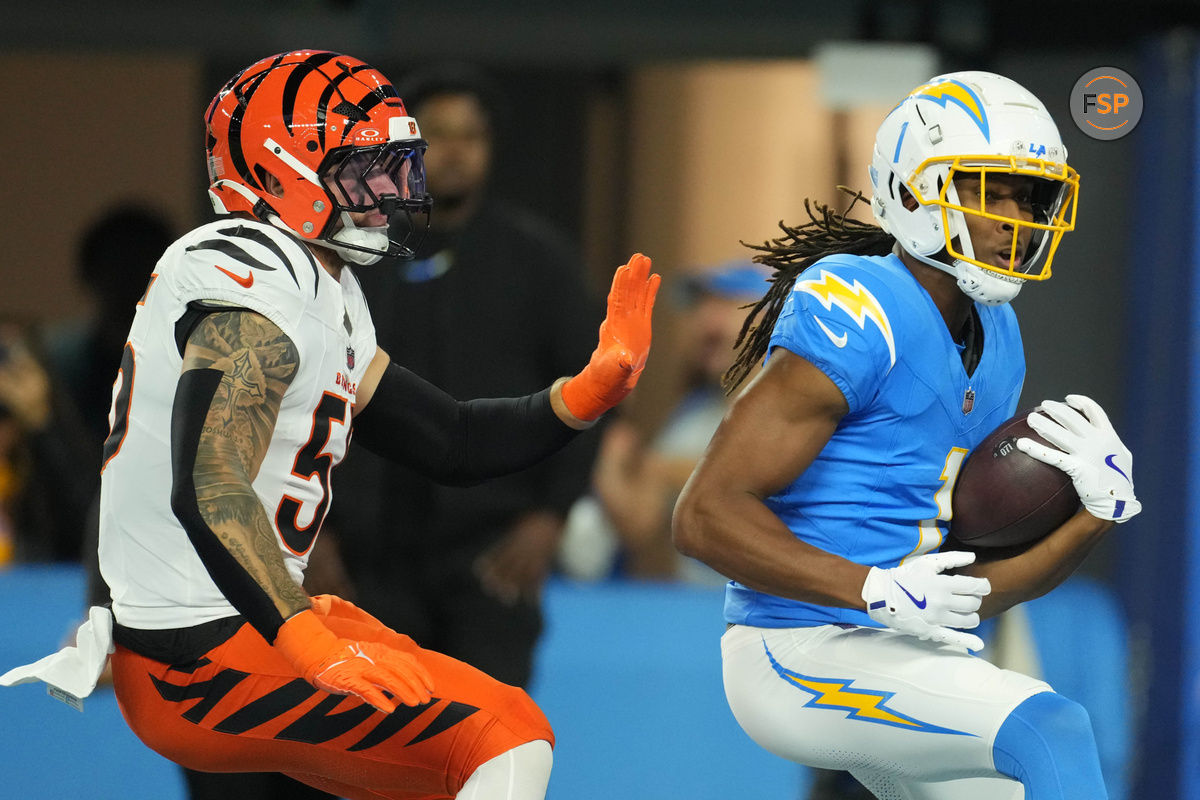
896;582;927;609
1104;454;1130;482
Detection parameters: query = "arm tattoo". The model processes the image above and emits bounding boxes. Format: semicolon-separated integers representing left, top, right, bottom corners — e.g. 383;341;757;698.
183;311;309;617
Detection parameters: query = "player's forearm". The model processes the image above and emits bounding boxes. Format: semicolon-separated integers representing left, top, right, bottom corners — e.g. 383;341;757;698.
194;483;312;620
188;375;308;622
962;508;1111;618
673;487;870;609
352;361;579;485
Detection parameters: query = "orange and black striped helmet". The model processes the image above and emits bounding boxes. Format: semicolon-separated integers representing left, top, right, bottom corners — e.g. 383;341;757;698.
205;50;431;258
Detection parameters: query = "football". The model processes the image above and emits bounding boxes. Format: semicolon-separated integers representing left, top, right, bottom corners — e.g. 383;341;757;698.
949;409;1080;548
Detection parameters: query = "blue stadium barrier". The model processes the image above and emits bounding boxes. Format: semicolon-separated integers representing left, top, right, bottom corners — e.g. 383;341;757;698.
531;578;810;799
0;564;186;799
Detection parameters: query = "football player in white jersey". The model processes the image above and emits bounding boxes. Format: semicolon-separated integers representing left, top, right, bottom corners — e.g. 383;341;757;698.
673;72;1138;799
6;51;658;800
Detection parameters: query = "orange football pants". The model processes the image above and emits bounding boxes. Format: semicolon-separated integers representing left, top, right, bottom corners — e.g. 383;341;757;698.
110;595;553;800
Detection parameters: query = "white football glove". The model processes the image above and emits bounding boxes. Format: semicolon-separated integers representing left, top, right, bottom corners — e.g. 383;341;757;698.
860;551;991;652
1016;394;1141;524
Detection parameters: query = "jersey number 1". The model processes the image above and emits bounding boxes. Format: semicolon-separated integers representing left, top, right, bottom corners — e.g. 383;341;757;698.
907;447;969;561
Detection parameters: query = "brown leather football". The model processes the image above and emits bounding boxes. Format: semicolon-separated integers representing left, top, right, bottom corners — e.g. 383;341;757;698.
950;409;1080;548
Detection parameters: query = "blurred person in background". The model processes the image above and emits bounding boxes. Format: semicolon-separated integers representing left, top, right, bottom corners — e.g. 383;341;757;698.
45;204;176;606
326;63;603;690
560;261;768;584
0;322;93;565
46;205;177;456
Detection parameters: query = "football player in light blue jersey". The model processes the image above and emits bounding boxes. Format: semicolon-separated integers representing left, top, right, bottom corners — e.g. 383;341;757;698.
674;71;1141;800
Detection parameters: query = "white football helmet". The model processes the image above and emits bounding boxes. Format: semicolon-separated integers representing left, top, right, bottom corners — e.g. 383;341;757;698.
869;71;1079;304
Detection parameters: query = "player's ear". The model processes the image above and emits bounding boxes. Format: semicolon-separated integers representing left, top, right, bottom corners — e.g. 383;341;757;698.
254;166;285;198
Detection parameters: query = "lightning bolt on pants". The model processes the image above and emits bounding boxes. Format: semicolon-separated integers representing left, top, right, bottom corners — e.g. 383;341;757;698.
721;624;1058;799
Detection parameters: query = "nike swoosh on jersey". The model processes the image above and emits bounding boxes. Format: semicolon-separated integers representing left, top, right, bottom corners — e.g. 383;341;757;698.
895;582;927;609
813;316;849;348
214;264;254;288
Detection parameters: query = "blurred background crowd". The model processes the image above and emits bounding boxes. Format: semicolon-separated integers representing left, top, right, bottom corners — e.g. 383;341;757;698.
2;1;1199;798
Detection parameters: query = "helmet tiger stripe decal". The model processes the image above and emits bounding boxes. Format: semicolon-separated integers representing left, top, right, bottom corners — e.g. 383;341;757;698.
280;51;339;137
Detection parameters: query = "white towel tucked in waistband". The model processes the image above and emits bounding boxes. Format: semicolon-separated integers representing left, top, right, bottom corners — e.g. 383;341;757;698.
0;605;114;710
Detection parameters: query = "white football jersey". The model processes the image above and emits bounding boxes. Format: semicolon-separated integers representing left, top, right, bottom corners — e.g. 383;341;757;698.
98;218;377;631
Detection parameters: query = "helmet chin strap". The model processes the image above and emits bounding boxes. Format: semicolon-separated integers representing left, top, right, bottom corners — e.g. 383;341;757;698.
325;212;390;266
951;259;1024;305
907;206;1025;306
258;212;385;267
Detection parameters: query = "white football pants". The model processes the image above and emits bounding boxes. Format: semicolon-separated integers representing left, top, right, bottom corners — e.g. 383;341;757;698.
456;739;553;800
722;623;1050;800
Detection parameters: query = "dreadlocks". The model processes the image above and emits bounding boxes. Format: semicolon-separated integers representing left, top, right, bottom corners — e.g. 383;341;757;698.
723;188;896;392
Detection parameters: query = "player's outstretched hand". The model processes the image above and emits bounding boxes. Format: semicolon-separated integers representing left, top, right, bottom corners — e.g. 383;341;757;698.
274;609;433;714
1017;394;1141;523
561;253;661;422
861;551;990;652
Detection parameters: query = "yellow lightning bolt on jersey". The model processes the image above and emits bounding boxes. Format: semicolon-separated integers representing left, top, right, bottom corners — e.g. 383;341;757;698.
795;270;897;369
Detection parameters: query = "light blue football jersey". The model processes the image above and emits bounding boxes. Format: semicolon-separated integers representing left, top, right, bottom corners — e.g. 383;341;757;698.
724;252;1025;628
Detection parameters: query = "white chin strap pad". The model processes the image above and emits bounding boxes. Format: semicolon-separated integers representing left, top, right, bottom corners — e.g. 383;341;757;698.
905;249;1024;306
954;260;1024;305
327;212;390;266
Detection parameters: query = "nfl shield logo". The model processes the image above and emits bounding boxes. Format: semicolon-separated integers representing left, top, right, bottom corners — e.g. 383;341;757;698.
962;388;975;414
346;346;355;370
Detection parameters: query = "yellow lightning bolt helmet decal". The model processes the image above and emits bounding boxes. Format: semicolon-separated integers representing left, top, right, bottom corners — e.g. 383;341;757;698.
907;78;990;141
795;270;896;370
762;638;972;736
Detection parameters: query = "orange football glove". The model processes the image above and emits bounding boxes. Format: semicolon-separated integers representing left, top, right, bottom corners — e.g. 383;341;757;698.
273;608;433;714
562;253;661;421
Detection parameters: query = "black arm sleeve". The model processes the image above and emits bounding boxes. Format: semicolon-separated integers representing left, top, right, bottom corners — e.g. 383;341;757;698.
351;361;580;487
169;367;287;642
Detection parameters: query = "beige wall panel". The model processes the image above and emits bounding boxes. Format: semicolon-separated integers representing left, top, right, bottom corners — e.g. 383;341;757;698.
628;61;837;275
623;60;853;430
844;104;896;221
0;53;202;323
